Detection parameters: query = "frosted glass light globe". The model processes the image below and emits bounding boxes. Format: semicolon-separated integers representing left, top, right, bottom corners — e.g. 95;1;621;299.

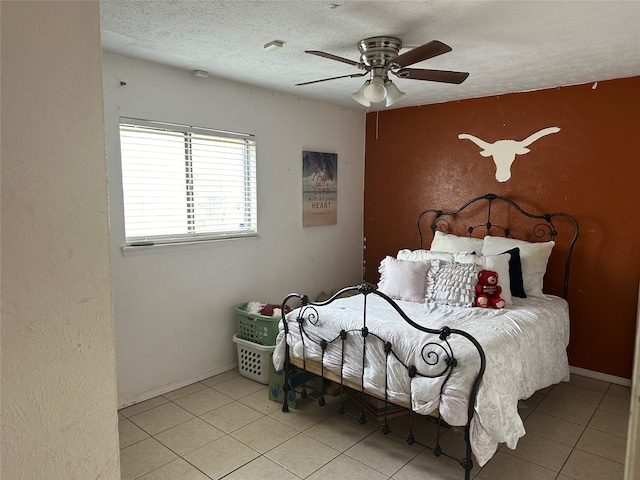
364;77;387;102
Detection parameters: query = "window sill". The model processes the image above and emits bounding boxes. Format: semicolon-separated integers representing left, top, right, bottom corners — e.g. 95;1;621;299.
121;234;260;256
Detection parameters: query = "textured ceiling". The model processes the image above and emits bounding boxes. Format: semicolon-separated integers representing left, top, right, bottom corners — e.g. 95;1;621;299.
100;0;640;110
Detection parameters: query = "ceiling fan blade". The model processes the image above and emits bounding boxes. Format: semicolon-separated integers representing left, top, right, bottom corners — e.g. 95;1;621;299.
389;40;452;68
296;72;367;86
395;68;469;84
305;50;363;68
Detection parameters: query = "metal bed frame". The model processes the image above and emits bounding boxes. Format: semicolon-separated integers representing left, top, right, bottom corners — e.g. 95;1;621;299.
278;193;579;480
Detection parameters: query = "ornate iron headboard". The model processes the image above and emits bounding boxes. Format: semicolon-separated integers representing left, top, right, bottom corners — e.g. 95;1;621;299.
416;193;579;298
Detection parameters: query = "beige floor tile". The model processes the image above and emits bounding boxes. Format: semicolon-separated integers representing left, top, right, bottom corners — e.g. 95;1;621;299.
536;384;554;396
119;437;178;480
393;450;469;480
588;409;629;438
129;402;194;435
560;449;625;480
607;383;631;399
183;435;259;478
475;451;556;480
154;417;224;456
548;383;605;408
523;411;585;447
534;395;595;425
344;429;423;476
266;432;340;477
223;456;301;480
304;413;377;452
161;382;207;401
521;391;545;409
239;385;283;414
171;386;233;415
575;427;627;464
568;374;610;393
306;453;388;480
598;394;631;417
118;418;149;448
210;374;265;399
269;399;336;431
230;415;299;453
500;431;572;471
117;370;630;480
200;400;265;433
200;368;240;387
137;458;210;480
119;395;169;418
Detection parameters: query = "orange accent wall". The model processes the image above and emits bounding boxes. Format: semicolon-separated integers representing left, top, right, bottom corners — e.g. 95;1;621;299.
363;77;640;379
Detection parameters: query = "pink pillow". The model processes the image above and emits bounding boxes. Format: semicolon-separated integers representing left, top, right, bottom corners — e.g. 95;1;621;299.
377;256;435;302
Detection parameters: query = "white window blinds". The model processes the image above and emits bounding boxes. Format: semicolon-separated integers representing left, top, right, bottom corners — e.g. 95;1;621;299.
119;118;257;245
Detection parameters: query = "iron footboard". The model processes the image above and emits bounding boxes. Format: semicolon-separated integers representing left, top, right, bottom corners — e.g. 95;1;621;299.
279;283;486;480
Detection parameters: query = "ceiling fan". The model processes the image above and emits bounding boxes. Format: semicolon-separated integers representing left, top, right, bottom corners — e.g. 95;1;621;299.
296;36;469;107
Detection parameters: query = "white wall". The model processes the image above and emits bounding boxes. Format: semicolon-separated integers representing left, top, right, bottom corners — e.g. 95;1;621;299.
102;53;366;406
1;1;120;478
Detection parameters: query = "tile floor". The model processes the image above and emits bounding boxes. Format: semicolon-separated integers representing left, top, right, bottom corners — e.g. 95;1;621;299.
118;370;630;480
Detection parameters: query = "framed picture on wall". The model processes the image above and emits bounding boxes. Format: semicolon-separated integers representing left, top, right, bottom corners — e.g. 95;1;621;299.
302;151;337;227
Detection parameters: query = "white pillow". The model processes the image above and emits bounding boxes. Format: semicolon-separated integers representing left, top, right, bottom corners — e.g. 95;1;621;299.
377;256;437;303
430;231;484;254
427;261;480;307
482;236;555;297
397;249;476;264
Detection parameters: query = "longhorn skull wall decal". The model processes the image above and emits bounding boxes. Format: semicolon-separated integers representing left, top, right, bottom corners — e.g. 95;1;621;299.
458;127;560;182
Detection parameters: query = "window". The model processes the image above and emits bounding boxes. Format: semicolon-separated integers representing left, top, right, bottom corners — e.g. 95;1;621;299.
119;118;257;246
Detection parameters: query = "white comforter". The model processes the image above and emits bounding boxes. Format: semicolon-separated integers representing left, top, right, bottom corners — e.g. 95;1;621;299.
273;293;570;466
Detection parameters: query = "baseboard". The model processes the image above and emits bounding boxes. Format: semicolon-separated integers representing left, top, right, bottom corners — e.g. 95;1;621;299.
570;366;631;387
117;362;238;409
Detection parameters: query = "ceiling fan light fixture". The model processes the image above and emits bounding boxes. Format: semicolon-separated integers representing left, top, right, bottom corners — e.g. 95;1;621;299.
352;82;371;107
363;76;387;103
384;80;405;106
300;36;468;108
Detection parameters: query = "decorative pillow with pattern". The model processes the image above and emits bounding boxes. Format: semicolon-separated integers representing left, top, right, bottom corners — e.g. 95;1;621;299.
426;261;481;307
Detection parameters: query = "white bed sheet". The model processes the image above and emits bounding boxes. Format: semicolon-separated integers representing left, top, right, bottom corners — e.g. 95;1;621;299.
273;293;570;466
